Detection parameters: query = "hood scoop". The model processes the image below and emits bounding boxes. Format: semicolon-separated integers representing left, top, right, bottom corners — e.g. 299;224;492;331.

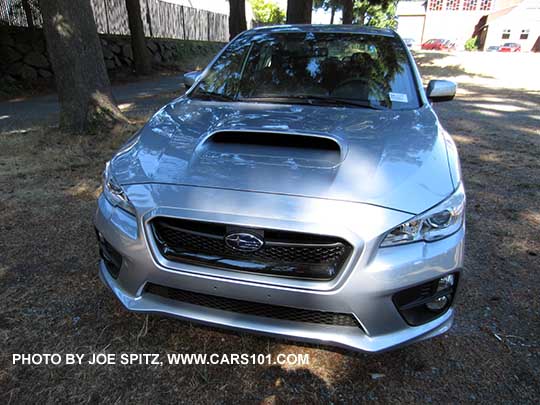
192;131;344;170
115;101;453;214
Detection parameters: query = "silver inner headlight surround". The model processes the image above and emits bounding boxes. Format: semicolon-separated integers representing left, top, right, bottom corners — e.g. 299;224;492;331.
102;161;136;215
381;183;465;247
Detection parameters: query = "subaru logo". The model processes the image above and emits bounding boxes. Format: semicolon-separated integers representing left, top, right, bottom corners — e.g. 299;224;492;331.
225;233;264;252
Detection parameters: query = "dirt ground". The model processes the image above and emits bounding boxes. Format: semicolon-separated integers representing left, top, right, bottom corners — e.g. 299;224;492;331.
1;52;539;403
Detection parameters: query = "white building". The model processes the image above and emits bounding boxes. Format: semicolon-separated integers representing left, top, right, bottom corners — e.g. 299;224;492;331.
395;1;427;45
478;0;540;50
396;0;540;51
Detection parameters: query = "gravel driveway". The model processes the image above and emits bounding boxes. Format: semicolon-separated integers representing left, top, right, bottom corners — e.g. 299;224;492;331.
0;52;539;403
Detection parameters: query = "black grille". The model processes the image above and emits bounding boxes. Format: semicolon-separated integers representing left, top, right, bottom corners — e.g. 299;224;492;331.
150;218;353;280
145;283;361;328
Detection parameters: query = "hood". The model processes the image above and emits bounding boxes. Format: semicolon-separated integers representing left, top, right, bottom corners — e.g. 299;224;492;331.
112;98;454;214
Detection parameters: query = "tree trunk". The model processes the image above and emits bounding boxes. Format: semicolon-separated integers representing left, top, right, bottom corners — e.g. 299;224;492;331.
144;0;153;37
330;6;335;24
229;0;247;40
21;0;34;29
286;0;313;24
125;0;152;75
342;0;354;24
39;0;127;132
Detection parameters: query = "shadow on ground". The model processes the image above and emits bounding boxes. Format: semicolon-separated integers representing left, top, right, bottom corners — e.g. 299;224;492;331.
0;77;185;135
413;51;496;80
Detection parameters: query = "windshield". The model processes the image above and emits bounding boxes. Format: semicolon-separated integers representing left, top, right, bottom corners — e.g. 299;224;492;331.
191;31;421;110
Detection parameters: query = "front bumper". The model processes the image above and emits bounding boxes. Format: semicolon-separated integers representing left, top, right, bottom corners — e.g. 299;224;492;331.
95;184;464;353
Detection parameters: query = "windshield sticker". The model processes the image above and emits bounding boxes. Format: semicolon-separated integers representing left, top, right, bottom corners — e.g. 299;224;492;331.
389;92;408;103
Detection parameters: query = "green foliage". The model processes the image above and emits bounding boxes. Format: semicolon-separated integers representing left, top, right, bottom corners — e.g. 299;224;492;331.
249;0;285;24
465;37;478;51
354;0;397;28
313;0;397;28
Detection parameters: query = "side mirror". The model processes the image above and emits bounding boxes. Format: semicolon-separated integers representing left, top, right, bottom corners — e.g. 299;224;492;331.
426;80;456;102
183;70;202;90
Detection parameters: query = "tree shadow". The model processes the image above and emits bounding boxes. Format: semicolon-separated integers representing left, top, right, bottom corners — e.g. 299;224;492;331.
413;51;495;80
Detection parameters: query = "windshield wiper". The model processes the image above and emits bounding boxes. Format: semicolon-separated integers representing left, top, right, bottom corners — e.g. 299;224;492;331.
241;95;388;110
191;91;236;102
302;95;389;110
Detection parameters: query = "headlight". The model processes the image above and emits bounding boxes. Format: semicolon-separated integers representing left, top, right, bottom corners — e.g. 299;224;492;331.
102;161;135;215
381;183;465;247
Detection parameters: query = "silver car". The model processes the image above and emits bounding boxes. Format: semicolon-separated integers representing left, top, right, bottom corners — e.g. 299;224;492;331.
95;25;465;352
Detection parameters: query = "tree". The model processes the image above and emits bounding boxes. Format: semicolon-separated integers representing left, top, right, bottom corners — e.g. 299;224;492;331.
286;0;313;24
314;0;396;27
354;0;397;28
39;0;127;132
342;0;353;24
21;0;34;29
250;0;285;25
229;0;247;40
125;0;152;75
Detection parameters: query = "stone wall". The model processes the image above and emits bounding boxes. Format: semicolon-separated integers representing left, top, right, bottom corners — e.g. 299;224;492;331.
0;26;225;85
1;27;50;83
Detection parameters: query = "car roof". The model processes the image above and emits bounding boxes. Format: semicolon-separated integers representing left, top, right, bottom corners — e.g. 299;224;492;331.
246;24;396;38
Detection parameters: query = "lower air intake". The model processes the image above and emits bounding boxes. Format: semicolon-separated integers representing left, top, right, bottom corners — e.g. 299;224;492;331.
145;283;362;328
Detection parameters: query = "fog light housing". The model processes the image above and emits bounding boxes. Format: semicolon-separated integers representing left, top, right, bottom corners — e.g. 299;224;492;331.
393;273;459;326
95;228;123;279
425;274;455;311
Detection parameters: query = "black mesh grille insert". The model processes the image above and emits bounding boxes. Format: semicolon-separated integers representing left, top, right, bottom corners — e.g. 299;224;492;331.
145;283;361;328
150;217;353;280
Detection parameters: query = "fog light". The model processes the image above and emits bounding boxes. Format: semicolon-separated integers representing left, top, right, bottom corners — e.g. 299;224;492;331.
425;274;455;311
393;272;459;326
426;295;449;311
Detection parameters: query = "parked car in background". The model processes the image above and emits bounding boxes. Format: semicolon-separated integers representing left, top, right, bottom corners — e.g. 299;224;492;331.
421;39;438;50
486;45;500;52
421;39;456;51
403;38;415;48
96;25;464;353
498;42;521;52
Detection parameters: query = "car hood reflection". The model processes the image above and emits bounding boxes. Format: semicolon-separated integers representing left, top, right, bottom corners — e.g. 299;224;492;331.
112;98;454;214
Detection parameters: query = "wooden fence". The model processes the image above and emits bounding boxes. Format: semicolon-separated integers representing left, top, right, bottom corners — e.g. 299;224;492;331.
0;0;228;42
